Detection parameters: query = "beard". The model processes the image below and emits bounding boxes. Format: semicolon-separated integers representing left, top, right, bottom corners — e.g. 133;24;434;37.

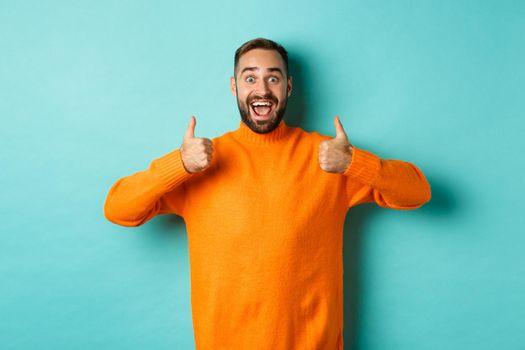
235;90;288;134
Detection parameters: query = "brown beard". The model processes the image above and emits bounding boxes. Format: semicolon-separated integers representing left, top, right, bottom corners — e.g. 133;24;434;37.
235;91;288;134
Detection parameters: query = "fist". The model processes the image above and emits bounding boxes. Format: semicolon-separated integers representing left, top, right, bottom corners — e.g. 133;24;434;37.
180;116;214;173
318;116;354;174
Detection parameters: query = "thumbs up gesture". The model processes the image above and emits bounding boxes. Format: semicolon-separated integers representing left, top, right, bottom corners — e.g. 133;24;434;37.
318;116;354;174
180;116;214;173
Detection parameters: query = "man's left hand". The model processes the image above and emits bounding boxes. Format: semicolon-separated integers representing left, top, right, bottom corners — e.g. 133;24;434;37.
318;116;354;174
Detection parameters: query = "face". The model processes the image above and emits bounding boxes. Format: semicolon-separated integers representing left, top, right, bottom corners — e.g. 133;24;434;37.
230;49;292;134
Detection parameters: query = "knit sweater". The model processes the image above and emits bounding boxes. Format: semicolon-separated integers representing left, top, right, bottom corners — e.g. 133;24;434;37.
104;119;431;350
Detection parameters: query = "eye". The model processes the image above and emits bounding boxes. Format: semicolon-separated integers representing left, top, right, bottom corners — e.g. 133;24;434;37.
245;76;255;83
269;76;279;83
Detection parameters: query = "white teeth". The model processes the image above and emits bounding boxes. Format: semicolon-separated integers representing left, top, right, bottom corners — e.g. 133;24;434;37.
251;101;272;106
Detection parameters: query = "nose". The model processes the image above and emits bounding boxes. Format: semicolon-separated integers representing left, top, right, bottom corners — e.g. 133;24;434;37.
255;79;270;94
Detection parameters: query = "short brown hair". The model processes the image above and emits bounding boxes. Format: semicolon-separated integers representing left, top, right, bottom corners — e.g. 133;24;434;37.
234;37;289;79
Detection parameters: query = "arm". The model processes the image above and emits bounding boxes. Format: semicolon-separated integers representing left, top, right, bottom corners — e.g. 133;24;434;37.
344;147;431;209
103;149;194;227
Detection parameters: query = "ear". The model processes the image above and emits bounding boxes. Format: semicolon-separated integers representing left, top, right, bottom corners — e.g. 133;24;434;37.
230;76;237;97
287;75;293;97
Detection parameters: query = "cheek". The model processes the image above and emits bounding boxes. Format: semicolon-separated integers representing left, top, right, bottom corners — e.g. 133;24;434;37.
237;92;248;102
278;86;288;98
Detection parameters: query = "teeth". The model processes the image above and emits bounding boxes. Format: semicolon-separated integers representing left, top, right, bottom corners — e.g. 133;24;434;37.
251;101;272;106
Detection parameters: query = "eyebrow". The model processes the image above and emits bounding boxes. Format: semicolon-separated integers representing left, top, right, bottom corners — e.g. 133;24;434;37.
240;66;284;76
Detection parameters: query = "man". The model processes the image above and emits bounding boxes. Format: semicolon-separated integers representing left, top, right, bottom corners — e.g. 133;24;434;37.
104;37;431;350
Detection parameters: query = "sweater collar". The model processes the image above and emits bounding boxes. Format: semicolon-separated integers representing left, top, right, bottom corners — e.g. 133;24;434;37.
232;119;290;145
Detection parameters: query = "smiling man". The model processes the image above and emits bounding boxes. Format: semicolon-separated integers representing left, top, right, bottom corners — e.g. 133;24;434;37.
232;47;292;134
104;38;432;349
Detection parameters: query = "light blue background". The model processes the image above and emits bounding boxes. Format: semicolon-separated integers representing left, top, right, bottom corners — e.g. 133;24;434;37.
1;1;523;349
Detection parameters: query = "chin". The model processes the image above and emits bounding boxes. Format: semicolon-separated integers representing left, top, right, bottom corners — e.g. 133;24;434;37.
238;101;286;134
253;116;282;133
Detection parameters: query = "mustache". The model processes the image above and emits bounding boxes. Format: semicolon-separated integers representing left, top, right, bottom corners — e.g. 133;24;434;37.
248;94;277;104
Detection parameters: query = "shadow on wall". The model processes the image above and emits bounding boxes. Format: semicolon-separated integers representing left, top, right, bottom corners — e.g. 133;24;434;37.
136;214;188;258
284;53;310;129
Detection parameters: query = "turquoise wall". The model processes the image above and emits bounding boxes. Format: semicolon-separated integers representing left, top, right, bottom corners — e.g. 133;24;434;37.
1;1;523;349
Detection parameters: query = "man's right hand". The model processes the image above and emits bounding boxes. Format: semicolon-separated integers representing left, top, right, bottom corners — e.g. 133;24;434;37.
180;116;214;173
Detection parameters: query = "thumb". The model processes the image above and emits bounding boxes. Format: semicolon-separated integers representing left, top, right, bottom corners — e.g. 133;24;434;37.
334;115;348;141
184;116;196;140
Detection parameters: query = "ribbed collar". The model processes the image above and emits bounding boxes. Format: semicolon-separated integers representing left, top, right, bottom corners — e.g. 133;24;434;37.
232;119;291;145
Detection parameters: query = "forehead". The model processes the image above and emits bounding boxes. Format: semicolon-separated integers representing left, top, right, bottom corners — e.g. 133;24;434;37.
237;49;285;73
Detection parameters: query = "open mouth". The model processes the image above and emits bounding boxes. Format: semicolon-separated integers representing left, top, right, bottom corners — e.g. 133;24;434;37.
250;100;274;119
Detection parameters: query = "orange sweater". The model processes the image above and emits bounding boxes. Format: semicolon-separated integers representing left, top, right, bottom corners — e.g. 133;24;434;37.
104;119;431;349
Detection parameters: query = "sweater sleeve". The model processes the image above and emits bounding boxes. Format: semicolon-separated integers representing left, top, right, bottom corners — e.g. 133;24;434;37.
104;148;194;226
344;147;431;210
